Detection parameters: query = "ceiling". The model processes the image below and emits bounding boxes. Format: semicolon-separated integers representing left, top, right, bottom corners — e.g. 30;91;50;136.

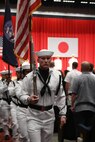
0;0;94;7
0;0;95;7
36;0;95;19
0;0;95;18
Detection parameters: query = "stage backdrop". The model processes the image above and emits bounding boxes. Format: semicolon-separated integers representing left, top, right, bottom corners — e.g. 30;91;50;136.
32;15;95;71
0;14;95;77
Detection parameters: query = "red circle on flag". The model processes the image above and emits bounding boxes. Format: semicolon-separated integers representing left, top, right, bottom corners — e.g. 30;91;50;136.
58;42;69;53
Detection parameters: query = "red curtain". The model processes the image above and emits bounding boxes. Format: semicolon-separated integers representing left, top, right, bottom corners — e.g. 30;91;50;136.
32;16;95;71
0;15;95;76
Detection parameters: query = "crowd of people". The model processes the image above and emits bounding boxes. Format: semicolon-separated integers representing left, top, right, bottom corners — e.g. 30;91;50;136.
0;49;95;142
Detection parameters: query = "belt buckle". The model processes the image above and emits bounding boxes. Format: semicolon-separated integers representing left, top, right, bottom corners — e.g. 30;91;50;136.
41;106;45;111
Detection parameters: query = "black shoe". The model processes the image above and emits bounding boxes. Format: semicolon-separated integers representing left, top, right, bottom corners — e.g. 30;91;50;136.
4;135;10;140
0;128;3;132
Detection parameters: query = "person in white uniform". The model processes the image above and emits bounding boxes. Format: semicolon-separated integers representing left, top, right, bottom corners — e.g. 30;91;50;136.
0;70;7;132
18;49;67;142
9;67;23;142
15;62;31;142
1;70;13;140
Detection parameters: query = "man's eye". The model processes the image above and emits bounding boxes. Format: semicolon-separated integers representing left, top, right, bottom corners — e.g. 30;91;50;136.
41;57;50;60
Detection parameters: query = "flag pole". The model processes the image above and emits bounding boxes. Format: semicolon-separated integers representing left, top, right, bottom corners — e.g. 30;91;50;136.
29;15;37;72
29;15;33;71
8;64;10;74
29;14;37;96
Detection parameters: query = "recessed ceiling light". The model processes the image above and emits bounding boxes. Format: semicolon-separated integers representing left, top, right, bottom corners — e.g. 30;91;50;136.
63;0;75;3
81;1;88;4
53;0;61;2
89;1;95;4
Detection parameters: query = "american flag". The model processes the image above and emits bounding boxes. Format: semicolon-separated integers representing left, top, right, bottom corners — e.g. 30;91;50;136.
0;36;3;57
14;0;41;61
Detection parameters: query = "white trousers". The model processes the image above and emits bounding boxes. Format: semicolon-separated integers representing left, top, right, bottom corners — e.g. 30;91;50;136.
10;102;19;139
1;100;10;136
17;106;29;142
27;119;54;142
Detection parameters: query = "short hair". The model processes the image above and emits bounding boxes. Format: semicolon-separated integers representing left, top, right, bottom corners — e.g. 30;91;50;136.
72;62;78;69
81;61;90;72
64;70;69;76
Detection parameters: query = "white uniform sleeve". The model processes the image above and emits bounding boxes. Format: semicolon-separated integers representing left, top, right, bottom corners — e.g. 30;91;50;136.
15;81;22;99
0;82;8;93
18;76;32;105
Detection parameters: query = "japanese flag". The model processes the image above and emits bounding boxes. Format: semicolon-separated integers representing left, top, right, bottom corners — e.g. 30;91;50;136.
48;37;78;57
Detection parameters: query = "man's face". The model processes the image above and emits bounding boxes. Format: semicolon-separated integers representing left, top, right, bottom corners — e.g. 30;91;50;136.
1;74;6;80
38;56;51;70
23;69;31;76
16;72;23;79
5;74;12;82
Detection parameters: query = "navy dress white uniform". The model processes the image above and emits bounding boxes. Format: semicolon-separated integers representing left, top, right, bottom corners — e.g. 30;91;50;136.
15;63;31;142
0;70;8;131
0;70;13;140
9;67;23;142
18;49;67;142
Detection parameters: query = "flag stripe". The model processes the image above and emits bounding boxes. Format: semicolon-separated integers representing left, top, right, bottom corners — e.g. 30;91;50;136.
17;1;29;31
15;27;29;53
15;34;29;57
20;43;29;58
29;0;41;14
14;0;41;61
19;0;24;10
14;0;29;60
15;15;29;44
15;20;29;48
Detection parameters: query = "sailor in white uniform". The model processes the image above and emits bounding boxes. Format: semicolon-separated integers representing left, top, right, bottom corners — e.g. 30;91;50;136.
15;62;31;142
18;49;67;142
0;70;7;132
1;70;13;140
10;67;23;142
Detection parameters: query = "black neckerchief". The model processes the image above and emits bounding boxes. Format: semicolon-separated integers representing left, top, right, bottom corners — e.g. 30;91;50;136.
37;68;51;96
39;67;49;82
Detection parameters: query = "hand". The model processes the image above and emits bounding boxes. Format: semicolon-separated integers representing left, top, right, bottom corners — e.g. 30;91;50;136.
60;116;66;129
27;95;39;104
71;105;75;112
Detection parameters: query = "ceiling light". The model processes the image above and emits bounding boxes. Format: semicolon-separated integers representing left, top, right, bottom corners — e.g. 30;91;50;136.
53;0;61;2
89;1;95;4
81;1;88;4
63;0;75;3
